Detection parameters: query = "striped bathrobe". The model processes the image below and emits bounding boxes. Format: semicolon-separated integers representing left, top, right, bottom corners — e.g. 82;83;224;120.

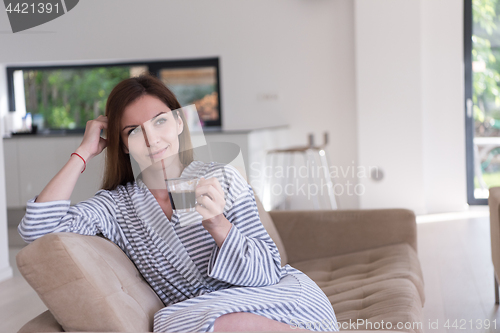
18;161;338;332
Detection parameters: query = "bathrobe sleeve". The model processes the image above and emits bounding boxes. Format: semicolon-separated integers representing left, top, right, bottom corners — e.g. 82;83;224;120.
206;165;282;287
18;189;121;245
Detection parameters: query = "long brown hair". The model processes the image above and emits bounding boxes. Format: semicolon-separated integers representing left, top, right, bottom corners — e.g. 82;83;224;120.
101;74;193;190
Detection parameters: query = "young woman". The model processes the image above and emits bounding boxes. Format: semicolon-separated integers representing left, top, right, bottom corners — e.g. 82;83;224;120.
18;75;338;332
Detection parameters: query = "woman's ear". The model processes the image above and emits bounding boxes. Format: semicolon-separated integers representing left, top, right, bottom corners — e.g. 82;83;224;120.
176;113;184;135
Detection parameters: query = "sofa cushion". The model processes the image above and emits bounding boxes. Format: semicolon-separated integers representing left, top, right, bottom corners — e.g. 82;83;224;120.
16;233;164;332
293;243;424;332
331;279;423;333
293;243;424;304
18;310;63;333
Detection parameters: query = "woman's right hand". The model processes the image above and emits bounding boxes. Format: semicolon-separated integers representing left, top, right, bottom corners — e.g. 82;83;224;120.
75;115;108;161
34;115;108;203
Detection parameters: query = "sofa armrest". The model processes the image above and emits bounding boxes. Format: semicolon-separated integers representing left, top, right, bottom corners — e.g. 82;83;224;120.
489;187;500;280
16;233;163;333
269;209;417;264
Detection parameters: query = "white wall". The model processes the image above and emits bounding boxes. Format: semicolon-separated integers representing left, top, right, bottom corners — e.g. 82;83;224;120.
354;0;467;214
355;0;427;213
0;64;13;282
0;0;359;210
421;0;467;213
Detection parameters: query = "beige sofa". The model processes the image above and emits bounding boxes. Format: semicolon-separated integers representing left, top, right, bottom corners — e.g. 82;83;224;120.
16;199;424;333
489;187;500;304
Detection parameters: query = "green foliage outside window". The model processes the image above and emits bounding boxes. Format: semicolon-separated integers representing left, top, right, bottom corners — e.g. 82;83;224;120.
23;67;131;129
473;0;500;134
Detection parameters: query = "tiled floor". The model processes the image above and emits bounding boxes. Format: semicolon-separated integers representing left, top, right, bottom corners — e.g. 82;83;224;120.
1;209;499;333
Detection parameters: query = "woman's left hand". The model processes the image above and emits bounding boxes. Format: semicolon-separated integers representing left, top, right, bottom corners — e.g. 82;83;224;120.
195;177;232;247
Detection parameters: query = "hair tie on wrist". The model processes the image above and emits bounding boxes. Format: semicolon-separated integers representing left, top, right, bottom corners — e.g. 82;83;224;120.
71;153;86;173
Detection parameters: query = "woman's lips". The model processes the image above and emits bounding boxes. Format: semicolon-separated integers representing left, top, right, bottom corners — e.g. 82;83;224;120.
148;146;169;158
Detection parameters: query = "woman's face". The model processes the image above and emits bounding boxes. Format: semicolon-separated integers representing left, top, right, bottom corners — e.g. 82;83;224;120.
120;94;184;171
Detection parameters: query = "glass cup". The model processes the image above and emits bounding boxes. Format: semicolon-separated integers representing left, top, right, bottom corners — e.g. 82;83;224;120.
166;178;199;213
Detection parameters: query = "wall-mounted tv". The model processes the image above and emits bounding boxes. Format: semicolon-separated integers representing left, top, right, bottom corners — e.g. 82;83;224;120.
6;57;222;133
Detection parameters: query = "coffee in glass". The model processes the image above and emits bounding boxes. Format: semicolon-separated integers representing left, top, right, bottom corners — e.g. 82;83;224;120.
166;178;199;213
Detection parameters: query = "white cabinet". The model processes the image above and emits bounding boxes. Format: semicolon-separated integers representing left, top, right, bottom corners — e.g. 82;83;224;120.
4;136;105;207
4;127;287;208
4;139;20;208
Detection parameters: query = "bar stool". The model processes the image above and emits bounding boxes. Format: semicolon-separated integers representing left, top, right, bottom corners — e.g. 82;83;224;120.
262;132;338;211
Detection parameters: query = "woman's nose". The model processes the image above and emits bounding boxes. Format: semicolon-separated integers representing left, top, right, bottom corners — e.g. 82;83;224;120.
142;126;160;148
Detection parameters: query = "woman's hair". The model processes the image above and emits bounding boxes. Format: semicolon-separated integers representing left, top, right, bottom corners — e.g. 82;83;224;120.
101;74;193;190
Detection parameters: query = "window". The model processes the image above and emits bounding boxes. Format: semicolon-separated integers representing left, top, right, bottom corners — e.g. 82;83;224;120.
465;0;500;204
7;58;222;133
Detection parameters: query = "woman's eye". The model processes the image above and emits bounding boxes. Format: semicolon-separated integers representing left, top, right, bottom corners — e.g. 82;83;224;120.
128;126;141;136
155;118;167;125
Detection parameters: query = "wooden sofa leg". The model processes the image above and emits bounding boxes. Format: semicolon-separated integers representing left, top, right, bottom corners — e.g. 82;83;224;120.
496;274;499;305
